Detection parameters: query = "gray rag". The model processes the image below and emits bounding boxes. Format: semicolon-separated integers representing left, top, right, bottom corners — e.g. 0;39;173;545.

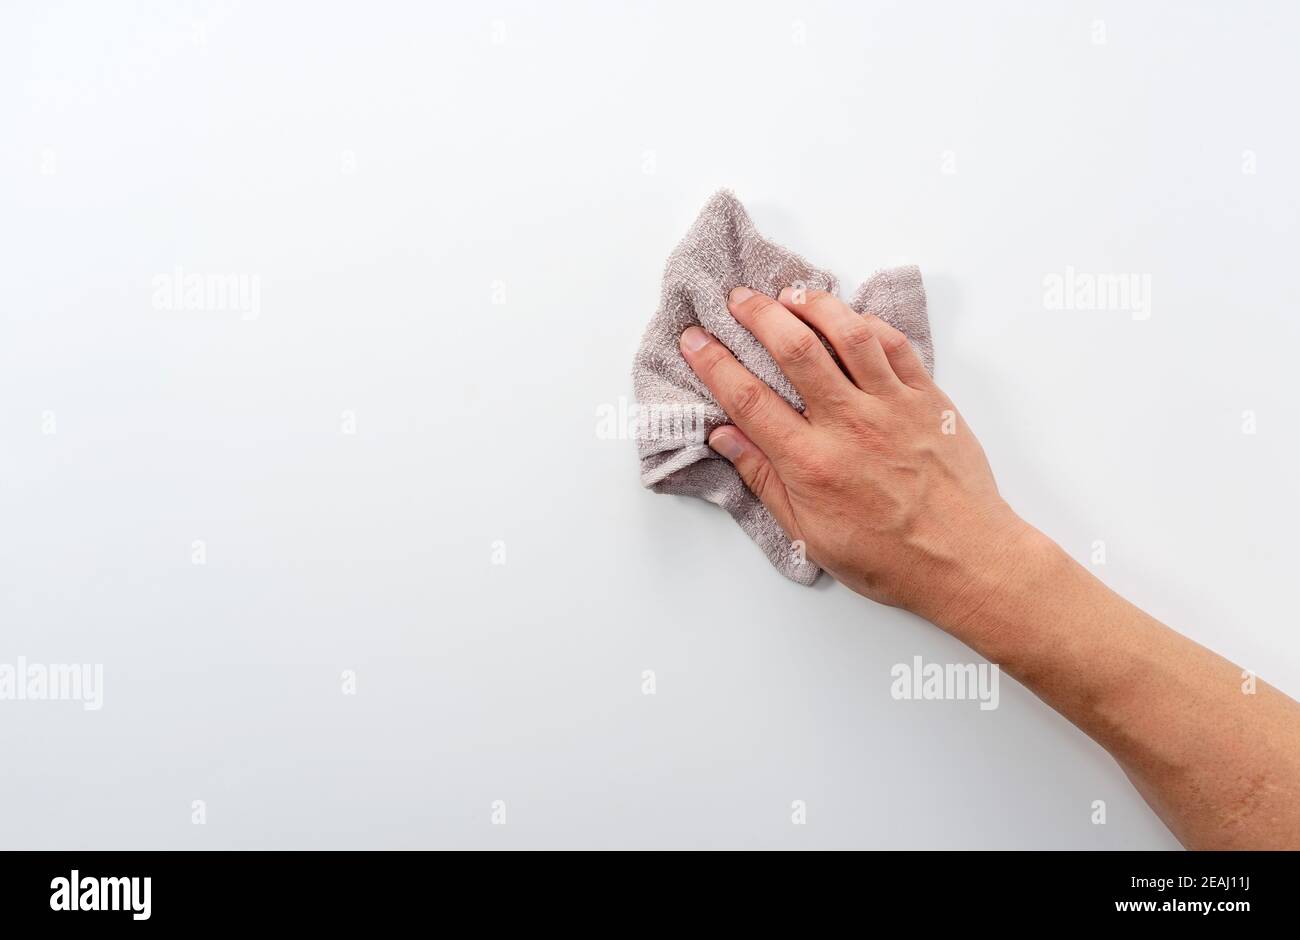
631;190;934;585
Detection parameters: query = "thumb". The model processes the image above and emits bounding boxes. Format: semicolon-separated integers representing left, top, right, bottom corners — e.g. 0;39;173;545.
708;425;801;542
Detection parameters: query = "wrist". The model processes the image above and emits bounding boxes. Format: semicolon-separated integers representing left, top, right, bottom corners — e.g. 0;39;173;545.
927;512;1070;653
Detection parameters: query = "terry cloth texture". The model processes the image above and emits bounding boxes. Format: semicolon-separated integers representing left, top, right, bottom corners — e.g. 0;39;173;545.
632;190;934;585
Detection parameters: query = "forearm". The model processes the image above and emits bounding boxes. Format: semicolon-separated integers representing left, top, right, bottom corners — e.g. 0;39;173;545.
676;283;1300;847
939;525;1300;849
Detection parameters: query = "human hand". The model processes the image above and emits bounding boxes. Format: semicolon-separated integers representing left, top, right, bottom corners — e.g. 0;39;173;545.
680;287;1033;628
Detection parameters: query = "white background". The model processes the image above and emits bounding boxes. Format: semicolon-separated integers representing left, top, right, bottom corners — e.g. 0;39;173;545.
3;1;1297;849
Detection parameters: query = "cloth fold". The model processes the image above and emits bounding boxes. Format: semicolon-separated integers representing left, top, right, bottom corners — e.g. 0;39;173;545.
632;190;934;585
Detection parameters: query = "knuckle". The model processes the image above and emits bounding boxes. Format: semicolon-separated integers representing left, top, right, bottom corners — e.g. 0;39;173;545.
745;296;784;326
737;294;773;318
696;340;729;374
840;319;880;353
778;329;822;367
728;380;768;423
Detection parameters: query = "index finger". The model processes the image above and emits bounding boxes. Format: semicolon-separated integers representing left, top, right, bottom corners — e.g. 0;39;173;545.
679;326;806;462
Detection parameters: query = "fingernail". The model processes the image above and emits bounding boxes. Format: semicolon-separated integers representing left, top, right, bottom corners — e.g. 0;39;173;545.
777;286;793;303
680;326;711;352
729;286;754;305
710;429;745;461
